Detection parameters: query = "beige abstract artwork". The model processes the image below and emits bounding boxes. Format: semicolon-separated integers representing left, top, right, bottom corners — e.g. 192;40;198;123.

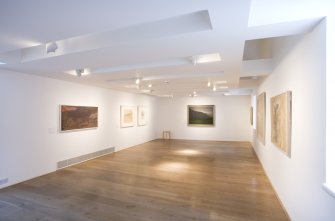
271;91;292;156
257;92;266;145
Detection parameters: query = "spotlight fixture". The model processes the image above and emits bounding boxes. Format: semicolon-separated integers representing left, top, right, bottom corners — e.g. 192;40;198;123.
135;78;140;84
76;69;84;77
207;82;211;87
213;86;217;91
46;42;58;53
148;84;152;88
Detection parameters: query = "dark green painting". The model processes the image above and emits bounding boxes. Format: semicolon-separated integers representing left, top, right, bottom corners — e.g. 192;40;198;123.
188;105;215;127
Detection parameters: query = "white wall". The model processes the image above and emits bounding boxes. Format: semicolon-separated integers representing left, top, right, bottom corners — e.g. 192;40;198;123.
325;15;335;196
157;96;251;141
252;19;335;221
0;70;157;188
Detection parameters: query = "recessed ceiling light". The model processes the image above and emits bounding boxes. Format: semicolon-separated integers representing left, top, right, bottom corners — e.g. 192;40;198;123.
141;89;151;93
213;86;217;91
148;84;152;88
125;85;138;89
158;94;173;98
215;80;227;84
135;78;140;84
207;82;211;87
193;53;221;64
218;86;228;89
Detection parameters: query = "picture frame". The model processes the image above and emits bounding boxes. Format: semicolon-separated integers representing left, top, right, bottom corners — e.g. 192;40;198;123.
137;106;146;126
271;91;292;156
257;92;266;144
250;107;253;126
120;106;136;128
187;105;215;127
60;105;98;132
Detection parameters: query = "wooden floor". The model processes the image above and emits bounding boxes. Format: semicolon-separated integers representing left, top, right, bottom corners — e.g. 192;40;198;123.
0;140;289;221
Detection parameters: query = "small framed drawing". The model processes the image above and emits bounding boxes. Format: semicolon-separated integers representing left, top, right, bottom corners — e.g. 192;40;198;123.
188;105;215;127
137;106;146;126
60;105;98;132
120;106;136;128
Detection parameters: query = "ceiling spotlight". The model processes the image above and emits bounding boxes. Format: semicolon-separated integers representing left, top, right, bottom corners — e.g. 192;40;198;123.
76;69;84;77
148;84;152;88
193;90;197;95
213;86;217;91
46;42;58;53
207;82;211;87
135;78;140;84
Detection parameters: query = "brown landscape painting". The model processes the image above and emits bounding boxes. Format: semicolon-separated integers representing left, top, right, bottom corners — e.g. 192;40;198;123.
271;91;292;156
61;105;98;131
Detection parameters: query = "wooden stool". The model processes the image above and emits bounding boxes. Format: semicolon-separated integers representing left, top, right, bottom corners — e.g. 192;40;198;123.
162;131;171;140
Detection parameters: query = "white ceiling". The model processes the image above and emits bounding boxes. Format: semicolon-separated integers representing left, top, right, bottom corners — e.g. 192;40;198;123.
0;0;332;97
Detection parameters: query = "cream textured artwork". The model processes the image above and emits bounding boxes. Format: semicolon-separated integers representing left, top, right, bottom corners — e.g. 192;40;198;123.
120;106;136;128
271;91;292;156
257;92;266;145
137;106;146;126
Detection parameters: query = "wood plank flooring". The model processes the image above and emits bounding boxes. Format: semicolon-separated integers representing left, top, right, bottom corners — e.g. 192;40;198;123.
0;140;289;221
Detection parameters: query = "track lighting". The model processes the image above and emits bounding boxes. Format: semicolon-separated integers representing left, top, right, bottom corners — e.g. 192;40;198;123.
76;69;84;77
46;42;58;53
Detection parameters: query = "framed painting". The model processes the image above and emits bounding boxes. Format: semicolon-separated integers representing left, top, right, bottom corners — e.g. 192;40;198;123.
188;105;215;127
250;107;253;126
257;92;266;144
120;106;136;128
271;91;292;156
137;106;146;126
60;105;98;132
